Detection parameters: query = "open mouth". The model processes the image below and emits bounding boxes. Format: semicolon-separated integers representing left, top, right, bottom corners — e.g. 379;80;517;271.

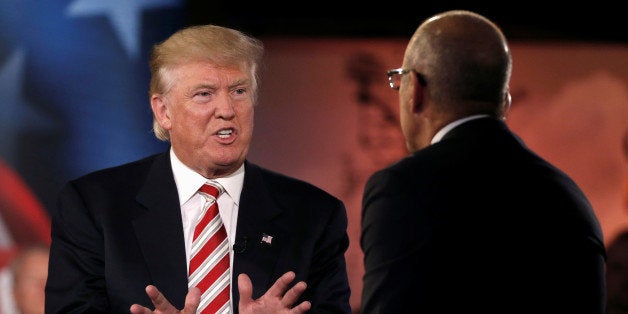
217;128;233;139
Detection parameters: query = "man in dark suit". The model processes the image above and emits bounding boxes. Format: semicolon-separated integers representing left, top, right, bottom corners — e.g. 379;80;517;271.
45;24;351;313
360;10;606;313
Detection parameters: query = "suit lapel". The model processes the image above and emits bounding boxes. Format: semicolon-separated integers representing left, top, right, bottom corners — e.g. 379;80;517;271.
132;151;189;307
233;162;285;301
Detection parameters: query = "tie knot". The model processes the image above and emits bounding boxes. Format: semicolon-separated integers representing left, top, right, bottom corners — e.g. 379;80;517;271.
198;181;224;200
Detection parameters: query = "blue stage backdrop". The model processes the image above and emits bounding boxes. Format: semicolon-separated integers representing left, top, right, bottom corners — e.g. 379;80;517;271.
0;0;185;219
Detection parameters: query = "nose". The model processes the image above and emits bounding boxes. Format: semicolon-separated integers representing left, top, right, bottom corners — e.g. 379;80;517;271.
214;92;236;119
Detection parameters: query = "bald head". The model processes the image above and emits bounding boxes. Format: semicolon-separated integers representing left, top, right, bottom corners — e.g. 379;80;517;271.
404;10;512;117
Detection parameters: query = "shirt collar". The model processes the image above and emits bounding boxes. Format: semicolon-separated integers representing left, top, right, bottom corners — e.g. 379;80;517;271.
170;148;245;206
431;114;490;144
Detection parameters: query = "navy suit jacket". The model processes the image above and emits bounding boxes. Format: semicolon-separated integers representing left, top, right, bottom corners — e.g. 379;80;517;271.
360;117;606;313
45;152;351;313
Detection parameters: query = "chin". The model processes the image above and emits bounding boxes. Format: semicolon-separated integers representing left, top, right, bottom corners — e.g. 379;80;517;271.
214;155;245;169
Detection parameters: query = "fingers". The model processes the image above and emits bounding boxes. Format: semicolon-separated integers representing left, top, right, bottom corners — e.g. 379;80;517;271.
291;301;312;313
265;271;296;297
129;303;152;314
181;287;201;314
145;285;171;310
238;273;254;304
281;280;307;307
267;271;309;309
144;285;160;298
129;285;179;314
238;271;311;313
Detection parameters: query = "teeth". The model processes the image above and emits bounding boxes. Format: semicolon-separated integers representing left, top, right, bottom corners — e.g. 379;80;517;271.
217;129;232;138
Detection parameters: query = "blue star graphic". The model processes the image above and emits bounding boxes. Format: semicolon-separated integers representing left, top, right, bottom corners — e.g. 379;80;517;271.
0;49;55;166
66;0;180;59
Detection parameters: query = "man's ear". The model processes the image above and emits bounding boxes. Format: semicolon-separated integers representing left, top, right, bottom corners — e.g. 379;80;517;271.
502;88;512;120
411;72;424;113
151;94;172;129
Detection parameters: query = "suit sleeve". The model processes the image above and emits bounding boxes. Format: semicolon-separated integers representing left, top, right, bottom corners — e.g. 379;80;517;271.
45;181;109;313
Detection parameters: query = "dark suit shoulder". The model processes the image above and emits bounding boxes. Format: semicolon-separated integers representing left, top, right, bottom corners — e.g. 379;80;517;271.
243;161;347;236
70;152;165;185
61;152;169;204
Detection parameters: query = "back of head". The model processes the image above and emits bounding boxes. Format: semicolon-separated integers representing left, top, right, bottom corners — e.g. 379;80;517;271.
406;10;512;117
149;24;264;140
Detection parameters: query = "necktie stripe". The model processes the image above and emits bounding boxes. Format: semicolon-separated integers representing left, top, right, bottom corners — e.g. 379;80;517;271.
189;241;229;283
199;284;230;313
191;218;225;257
193;202;219;240
196;255;230;293
190;228;228;270
189;181;230;313
193;216;225;248
198;184;220;199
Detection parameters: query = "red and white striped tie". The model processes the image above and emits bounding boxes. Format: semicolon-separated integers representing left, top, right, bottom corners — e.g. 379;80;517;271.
189;182;230;313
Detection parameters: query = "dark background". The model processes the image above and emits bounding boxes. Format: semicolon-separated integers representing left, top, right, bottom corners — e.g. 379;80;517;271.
185;1;627;43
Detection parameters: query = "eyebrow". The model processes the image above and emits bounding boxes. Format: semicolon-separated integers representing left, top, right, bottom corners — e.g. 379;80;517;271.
228;78;251;89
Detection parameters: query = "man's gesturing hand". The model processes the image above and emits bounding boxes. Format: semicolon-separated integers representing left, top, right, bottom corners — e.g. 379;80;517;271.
238;271;312;313
129;285;200;314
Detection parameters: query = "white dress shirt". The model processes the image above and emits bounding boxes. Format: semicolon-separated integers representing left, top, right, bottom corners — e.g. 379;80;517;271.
169;148;243;305
431;114;490;144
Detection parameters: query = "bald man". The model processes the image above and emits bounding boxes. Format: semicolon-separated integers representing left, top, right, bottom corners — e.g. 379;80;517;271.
360;10;606;313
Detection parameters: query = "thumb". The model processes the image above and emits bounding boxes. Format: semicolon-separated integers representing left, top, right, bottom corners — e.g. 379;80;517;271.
238;273;254;304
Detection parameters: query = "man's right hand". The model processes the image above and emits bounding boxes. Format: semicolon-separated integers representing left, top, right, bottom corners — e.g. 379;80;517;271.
130;285;200;314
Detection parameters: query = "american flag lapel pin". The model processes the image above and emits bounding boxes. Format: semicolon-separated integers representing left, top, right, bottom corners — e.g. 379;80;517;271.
261;233;273;246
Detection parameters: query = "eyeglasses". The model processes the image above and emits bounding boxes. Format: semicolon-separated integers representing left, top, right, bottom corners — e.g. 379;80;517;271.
386;68;425;90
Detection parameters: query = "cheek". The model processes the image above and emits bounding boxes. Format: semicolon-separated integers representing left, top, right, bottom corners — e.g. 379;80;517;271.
174;106;208;127
238;106;255;131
